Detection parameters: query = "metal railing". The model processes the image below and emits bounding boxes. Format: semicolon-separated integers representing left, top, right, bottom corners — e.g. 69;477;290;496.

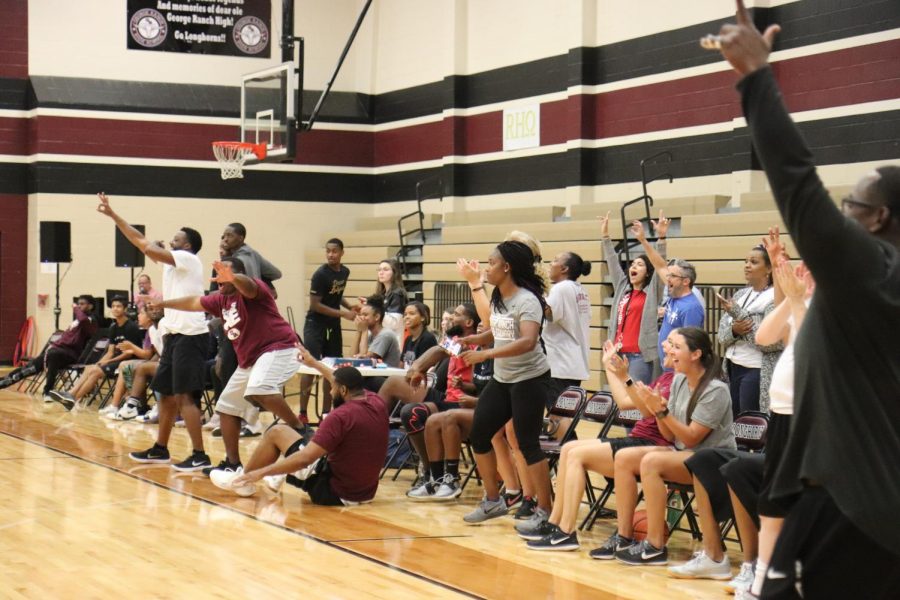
619;150;674;264
396;175;443;272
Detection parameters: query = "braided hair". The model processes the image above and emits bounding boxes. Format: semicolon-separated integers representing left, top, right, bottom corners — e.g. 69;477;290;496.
492;241;547;313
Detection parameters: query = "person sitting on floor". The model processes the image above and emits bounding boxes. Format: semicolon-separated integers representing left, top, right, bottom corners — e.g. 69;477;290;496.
0;295;98;402
214;356;388;506
49;296;143;410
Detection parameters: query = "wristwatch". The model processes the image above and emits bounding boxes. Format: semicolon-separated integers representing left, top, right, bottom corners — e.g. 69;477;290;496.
655;407;669;419
624;378;635;387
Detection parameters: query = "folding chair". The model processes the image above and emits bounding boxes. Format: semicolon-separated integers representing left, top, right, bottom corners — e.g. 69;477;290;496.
719;411;770;542
55;337;110;392
578;398;639;530
18;331;63;395
539;386;588;473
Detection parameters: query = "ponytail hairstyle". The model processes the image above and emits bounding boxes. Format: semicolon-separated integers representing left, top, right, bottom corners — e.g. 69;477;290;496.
675;326;722;423
365;295;386;323
561;252;592;281
751;244;774;287
492;241;547;313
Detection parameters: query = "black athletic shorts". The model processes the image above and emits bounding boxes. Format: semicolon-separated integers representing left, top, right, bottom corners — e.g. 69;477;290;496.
283;452;343;507
101;363;119;378
602;436;660;456
151;332;209;401
758;412;791;517
546;377;581;410
303;318;343;359
423;387;459;412
685;448;764;525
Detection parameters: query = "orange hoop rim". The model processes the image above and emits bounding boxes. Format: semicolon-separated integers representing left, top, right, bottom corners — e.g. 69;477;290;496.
211;141;268;161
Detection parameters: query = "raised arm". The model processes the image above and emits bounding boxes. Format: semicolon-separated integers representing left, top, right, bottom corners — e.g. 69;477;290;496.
211;260;259;299
457;258;491;326
149;296;204;313
600;212;628;292
631;219;669;277
96;193;175;266
721;1;886;288
298;347;335;385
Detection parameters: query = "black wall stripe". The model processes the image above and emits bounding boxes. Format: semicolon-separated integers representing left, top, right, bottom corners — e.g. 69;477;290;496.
12;110;896;201
0;78;28;110
17;1;898;124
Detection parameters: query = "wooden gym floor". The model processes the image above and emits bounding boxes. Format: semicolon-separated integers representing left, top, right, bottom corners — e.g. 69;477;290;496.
0;387;741;599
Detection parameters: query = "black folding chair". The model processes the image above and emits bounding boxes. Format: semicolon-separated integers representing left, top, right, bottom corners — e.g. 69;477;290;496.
719;411;770;543
19;331;63;395
540;386;588;473
54;336;110;392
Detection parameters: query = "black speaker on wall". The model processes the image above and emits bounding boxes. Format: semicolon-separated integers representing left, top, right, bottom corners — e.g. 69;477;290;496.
115;225;145;268
40;221;72;263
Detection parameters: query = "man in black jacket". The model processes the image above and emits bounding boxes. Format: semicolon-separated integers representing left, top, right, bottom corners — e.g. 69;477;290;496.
712;2;900;598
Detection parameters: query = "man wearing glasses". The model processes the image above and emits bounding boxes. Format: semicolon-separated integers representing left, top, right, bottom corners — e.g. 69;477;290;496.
657;259;704;368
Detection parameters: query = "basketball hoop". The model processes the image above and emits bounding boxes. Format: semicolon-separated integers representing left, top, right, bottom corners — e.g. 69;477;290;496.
211;141;267;180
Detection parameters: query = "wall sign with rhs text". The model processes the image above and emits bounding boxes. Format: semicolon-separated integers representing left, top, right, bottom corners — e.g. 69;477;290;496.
127;0;271;57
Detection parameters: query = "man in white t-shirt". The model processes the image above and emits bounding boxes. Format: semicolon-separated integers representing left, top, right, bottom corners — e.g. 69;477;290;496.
96;193;213;472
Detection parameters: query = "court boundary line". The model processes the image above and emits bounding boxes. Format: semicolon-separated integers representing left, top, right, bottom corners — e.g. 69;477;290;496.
0;429;483;600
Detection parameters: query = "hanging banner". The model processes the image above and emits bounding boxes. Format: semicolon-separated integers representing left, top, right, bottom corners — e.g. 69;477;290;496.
127;0;271;57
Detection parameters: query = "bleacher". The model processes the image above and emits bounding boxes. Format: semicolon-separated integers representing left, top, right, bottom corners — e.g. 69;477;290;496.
307;185;850;392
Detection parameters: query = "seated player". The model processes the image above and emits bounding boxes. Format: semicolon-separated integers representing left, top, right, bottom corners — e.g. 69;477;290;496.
399;301;438;365
49;296;143;410
524;337;675;551
214;356;389;506
0;295;98;401
100;305;164;419
378;303;480;470
407;357;495;500
351;295;401;367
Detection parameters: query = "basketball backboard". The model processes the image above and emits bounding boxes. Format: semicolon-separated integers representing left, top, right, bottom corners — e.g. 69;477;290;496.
241;61;297;163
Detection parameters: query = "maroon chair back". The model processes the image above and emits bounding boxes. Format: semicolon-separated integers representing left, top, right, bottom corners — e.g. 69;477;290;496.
580;391;615;424
732;411;769;452
547;386;587;420
615;408;643;428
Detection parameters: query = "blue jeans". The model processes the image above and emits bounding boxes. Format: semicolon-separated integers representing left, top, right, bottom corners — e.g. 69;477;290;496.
623;352;653;385
727;361;760;417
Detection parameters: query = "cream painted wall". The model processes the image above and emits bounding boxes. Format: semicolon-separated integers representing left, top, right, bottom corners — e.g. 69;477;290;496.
26;194;368;343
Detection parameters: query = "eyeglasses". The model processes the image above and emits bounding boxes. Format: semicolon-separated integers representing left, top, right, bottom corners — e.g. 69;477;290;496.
841;196;879;211
666;273;687;280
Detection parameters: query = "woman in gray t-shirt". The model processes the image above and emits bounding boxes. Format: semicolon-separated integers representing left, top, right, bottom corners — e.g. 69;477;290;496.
457;241;553;525
607;326;735;566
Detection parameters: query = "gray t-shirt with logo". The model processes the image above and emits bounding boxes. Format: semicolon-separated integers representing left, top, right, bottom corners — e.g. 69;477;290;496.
490;288;550;383
368;328;401;368
669;374;736;451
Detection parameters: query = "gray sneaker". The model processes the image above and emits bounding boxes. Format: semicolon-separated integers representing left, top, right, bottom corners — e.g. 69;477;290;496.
407;478;437;501
514;507;550;538
725;561;755;593
433;474;462;500
463;497;507;524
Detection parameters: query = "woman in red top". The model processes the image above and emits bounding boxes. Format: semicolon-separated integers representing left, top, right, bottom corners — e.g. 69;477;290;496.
523;335;677;551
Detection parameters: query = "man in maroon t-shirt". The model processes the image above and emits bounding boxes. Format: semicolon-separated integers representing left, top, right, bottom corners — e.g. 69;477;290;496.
151;257;305;475
215;359;389;505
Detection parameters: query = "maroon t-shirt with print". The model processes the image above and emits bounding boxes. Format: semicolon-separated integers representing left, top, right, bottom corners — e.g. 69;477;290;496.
312;390;389;502
629;370;675;446
199;279;297;368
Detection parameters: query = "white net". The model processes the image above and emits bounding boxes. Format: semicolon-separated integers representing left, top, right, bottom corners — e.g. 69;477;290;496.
212;142;257;180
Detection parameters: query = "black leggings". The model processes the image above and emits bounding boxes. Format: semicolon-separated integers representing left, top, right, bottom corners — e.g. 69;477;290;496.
468;371;550;465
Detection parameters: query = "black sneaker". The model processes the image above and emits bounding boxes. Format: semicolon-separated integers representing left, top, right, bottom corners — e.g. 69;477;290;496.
202;459;242;477
502;490;524;511
172;452;212;473
514;496;537;520
48;390;75;411
615;539;668;566
517;517;557;541
589;533;634;560
129;445;171;464
527;528;580;551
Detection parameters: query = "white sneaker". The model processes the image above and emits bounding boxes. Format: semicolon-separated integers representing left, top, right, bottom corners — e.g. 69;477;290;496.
137;404;159;424
263;474;286;493
99;405;118;418
726;561;755;593
43;394;54;403
668;550;732;580
433;474;462;500
210;467;256;497
116;400;141;421
202;413;220;430
292;458;320;482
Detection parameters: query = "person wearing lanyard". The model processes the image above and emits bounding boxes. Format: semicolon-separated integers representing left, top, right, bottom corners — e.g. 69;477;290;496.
716;244;782;416
601;211;669;384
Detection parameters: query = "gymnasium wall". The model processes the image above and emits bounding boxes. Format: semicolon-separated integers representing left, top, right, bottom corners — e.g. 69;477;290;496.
1;0;898;359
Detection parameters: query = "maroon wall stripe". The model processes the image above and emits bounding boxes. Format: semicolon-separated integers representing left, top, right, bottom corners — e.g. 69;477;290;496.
0;194;28;361
0;0;27;79
12;40;897;168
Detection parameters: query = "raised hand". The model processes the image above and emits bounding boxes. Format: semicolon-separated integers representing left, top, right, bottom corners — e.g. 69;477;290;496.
635;382;666;414
712;0;781;76
459;349;488;366
210;260;234;284
630;220;647;242
599;211;611;238
650;210;670;239
732;318;753;336
761;225;787;266
297;344;317;366
96;192;114;218
456;258;482;286
406;366;425;389
773;260;806;301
